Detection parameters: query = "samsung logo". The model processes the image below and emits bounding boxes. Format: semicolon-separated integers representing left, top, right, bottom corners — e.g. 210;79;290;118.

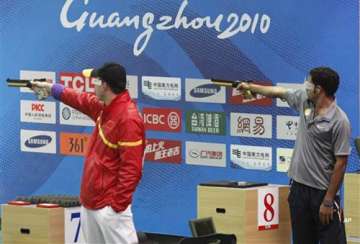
25;135;52;148
190;84;220;98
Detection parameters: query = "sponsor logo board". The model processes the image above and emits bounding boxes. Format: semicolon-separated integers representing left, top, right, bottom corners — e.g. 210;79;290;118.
60;103;94;126
185;79;225;103
276;115;299;140
143;108;181;132
60;72;97;93
230;113;272;138
21;129;56;154
276;148;293;172
185;141;226;167
142;76;181;101
60;72;137;96
230;144;272;171
20;100;56;124
145;139;182;163
185;111;226;135
60;132;91;156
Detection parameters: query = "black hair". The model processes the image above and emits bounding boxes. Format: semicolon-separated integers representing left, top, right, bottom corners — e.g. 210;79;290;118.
93;62;127;94
309;67;339;98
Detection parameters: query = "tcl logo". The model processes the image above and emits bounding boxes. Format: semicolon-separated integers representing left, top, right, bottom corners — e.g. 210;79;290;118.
143;108;181;132
60;72;96;93
32;103;45;112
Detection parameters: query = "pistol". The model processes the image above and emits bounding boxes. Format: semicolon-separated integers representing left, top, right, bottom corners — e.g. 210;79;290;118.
210;78;255;99
6;78;47;88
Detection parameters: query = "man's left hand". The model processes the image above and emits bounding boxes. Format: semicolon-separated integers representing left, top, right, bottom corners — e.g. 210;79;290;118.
319;203;334;225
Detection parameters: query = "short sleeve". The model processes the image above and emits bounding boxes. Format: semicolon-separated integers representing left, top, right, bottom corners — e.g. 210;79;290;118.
333;118;352;156
283;88;307;112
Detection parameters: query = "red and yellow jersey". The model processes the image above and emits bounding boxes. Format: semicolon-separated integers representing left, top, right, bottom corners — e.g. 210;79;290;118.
59;87;145;212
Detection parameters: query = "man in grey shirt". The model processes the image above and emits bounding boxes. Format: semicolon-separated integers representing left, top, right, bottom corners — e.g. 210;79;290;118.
237;67;351;244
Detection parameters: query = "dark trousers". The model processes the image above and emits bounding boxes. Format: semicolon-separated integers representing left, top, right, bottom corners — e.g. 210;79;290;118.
288;180;347;244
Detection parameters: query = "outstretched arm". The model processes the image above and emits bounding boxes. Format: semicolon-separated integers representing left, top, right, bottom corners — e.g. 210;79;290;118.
237;82;288;99
31;81;104;121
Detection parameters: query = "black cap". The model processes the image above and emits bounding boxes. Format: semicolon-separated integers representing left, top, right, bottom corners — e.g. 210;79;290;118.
83;62;127;93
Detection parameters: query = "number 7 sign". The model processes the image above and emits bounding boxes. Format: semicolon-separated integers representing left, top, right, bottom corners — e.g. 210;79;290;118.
257;187;279;231
65;207;85;243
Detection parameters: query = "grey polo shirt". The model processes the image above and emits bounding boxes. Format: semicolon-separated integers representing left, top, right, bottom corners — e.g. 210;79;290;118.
283;89;351;190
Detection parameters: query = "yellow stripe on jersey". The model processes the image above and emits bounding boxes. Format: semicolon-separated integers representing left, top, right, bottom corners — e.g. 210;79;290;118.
97;114;143;149
118;139;143;147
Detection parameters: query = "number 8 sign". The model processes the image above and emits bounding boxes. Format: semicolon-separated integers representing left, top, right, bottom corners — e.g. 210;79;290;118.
257;187;279;231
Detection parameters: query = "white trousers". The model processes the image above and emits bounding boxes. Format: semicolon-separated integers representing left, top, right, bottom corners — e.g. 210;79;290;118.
80;205;138;244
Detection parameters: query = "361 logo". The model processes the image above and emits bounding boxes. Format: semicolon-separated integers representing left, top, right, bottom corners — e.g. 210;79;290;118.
60;132;91;156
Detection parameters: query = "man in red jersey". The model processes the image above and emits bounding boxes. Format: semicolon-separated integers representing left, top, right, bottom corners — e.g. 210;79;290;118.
32;62;145;244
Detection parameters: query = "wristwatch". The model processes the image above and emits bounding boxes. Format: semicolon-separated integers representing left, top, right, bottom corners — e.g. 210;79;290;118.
322;199;334;208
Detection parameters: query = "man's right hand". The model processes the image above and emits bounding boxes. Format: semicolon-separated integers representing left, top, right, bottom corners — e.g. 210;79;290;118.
237;81;288;99
236;81;255;99
236;81;251;91
30;80;53;100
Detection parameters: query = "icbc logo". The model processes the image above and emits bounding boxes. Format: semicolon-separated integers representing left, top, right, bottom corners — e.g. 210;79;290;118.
144;114;165;125
32;103;45;112
60;72;96;93
168;112;180;129
143;108;181;132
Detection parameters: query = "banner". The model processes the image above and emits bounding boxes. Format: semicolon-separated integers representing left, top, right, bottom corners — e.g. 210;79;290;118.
1;0;358;236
